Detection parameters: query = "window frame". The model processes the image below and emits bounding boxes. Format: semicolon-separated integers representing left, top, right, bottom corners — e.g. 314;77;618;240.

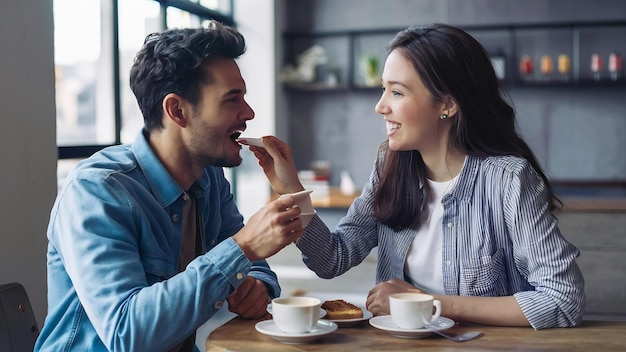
57;0;234;159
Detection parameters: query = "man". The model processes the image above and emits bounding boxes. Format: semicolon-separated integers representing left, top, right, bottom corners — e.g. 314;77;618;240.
35;21;304;351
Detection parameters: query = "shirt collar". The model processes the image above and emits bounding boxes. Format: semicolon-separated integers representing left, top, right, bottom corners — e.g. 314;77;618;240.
130;129;210;206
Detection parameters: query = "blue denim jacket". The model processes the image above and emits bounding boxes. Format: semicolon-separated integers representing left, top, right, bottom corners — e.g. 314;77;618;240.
35;131;280;351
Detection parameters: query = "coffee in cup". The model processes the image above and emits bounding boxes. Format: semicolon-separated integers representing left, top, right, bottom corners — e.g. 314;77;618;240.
268;296;322;333
389;292;441;329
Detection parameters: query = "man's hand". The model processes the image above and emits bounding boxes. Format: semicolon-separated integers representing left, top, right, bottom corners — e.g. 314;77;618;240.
233;194;304;261
366;279;422;316
247;136;304;195
227;277;271;319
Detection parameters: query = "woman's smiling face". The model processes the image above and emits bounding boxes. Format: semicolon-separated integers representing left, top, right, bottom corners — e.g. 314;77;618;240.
374;49;444;153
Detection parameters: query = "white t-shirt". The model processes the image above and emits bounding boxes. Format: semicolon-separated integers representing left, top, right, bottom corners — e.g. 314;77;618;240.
404;175;459;294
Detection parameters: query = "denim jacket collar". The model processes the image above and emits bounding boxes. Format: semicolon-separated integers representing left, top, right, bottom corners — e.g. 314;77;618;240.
131;129;210;207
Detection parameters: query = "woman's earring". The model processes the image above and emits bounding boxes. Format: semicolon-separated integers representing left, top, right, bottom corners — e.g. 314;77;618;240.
440;112;449;120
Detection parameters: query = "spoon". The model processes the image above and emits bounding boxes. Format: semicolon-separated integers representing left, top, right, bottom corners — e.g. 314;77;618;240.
431;330;481;342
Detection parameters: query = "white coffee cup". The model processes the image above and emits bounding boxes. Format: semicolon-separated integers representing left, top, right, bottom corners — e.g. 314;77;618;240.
389;292;442;329
284;190;316;228
268;296;322;333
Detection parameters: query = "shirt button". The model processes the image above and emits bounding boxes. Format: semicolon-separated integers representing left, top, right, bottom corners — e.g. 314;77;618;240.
236;272;244;280
214;301;223;309
183;193;189;201
446;260;451;266
447;222;453;228
171;214;179;222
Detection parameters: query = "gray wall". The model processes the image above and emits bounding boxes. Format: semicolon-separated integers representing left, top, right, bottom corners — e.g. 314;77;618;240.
0;0;57;325
280;0;626;188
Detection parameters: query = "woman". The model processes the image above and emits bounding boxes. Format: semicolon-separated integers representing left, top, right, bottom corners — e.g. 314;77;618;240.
252;23;585;330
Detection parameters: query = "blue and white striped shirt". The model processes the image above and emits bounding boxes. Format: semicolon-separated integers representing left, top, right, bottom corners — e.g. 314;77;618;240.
297;154;585;329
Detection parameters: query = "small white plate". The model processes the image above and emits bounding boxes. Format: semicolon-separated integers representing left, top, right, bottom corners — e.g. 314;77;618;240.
369;316;455;339
328;307;373;328
255;319;338;344
236;137;264;148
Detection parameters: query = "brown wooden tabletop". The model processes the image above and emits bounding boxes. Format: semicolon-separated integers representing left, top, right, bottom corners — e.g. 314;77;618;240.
206;317;626;351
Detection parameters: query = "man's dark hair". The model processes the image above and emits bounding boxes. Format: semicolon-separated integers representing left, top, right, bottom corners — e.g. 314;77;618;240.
129;21;246;132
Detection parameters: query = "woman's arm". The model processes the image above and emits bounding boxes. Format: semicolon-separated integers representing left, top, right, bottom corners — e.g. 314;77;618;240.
436;295;529;326
367;279;530;326
504;162;585;329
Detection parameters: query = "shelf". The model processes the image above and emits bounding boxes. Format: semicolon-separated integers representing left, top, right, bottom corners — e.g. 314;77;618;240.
514;78;626;88
281;21;626;91
562;197;626;213
270;187;360;209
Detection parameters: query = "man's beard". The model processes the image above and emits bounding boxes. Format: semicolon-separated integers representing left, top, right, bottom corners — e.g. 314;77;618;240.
208;154;242;168
190;126;243;168
211;157;242;167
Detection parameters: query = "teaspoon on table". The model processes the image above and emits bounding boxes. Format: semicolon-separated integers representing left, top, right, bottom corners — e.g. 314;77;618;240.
431;330;481;342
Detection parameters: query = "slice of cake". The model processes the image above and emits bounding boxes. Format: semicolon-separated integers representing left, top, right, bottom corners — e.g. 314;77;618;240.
321;299;364;320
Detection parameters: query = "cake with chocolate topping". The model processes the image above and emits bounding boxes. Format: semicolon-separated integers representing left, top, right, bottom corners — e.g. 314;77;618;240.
321;299;363;320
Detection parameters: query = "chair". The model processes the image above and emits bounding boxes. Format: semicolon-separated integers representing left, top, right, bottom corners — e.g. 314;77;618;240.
0;282;40;352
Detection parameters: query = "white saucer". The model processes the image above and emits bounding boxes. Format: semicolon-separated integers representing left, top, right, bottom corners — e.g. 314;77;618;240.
328;307;374;328
236;137;264;148
255;319;338;344
369;316;455;339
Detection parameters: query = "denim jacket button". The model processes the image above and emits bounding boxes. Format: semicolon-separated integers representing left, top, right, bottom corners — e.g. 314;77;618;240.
236;272;244;280
171;213;179;222
214;301;223;309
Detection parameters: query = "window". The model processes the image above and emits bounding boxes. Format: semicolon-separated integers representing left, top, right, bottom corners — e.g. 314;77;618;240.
54;0;234;184
117;0;162;144
55;0;113;147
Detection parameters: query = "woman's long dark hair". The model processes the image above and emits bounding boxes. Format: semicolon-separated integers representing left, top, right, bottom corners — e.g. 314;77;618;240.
373;23;560;231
